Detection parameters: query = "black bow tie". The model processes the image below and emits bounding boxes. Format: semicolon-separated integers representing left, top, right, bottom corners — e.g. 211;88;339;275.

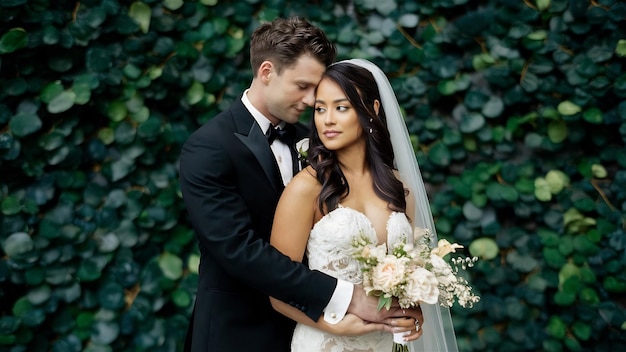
266;125;295;145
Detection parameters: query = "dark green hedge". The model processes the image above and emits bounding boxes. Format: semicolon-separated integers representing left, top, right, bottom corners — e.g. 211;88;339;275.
1;0;625;351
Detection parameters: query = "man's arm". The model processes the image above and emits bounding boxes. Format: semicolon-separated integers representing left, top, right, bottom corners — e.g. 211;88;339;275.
179;128;337;321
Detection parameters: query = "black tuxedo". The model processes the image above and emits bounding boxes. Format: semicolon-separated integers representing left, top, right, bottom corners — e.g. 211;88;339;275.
179;97;337;351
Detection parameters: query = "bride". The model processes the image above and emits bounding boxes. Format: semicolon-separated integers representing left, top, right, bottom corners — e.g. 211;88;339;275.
270;59;459;351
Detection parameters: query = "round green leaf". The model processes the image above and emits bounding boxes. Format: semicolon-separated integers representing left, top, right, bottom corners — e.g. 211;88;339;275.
77;258;102;282
527;30;547;40
9;112;42;137
26;285;51;305
171;288;192;308
462;201;483;221
2;232;34;259
482;96;504;118
130;106;149;123
98;283;125;310
158;252;183;280
163;0;184;10
572;321;592;341
591;164;607;178
537;0;551;11
375;0;397;16
554;290;576;306
534;177;551;201
39;131;65;151
1;196;21;215
545;170;570;194
188;254;200;274
97;233;120;253
129;2;151;33
40;81;64;103
474;53;496;71
547;120;568;143
108;156;135;182
615;39;626;57
557;100;581;116
47;91;76;114
398;14;419;28
24;266;45;285
582;108;603;124
91;321;119;345
579;287;600;305
507;250;538;272
438;80;457;95
427;142;451;166
186;81;205;105
0;28;28;54
469;237;499;260
460;113;485;133
97;127;115;145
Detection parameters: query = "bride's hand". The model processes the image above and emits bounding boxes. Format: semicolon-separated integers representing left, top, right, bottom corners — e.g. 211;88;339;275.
387;316;423;342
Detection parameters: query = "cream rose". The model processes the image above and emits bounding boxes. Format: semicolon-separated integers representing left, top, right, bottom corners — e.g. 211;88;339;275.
404;267;440;305
371;256;406;292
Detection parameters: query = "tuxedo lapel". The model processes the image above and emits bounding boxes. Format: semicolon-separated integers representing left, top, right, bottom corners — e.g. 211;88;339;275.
231;100;283;195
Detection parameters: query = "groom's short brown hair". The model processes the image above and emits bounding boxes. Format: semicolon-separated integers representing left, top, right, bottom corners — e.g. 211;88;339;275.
249;17;336;76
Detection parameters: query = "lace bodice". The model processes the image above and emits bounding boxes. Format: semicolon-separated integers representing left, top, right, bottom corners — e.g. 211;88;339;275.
291;206;413;352
306;206;412;283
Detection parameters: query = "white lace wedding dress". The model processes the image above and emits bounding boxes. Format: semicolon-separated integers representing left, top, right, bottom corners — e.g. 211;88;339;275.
291;205;413;352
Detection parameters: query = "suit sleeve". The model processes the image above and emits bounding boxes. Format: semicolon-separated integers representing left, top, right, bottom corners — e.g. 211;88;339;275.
179;128;337;321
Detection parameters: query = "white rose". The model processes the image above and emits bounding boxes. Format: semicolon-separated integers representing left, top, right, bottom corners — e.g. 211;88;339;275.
404;267;439;305
371;256;406;293
295;138;309;158
370;243;388;261
429;254;457;286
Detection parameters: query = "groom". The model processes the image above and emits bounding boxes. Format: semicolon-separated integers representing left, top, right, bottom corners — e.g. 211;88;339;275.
179;17;421;351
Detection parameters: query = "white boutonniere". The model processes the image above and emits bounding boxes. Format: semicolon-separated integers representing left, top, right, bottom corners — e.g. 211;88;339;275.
295;138;309;161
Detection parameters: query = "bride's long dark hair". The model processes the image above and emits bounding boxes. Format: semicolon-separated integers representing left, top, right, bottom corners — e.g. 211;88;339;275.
309;62;406;215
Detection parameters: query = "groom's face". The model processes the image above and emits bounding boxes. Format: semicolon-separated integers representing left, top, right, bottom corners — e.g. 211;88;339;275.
263;55;326;125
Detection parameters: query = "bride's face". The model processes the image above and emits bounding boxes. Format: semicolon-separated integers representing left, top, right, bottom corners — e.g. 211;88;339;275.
313;78;365;152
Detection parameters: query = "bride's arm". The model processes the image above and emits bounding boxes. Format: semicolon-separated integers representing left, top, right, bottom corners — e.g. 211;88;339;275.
269;169;416;337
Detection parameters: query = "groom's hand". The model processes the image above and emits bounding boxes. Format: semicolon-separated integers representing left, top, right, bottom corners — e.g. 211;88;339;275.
347;285;424;327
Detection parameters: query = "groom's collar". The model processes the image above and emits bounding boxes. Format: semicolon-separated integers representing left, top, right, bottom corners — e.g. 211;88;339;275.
241;89;285;134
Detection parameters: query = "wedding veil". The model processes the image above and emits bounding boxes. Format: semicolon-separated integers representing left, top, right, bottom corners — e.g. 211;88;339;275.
341;58;459;352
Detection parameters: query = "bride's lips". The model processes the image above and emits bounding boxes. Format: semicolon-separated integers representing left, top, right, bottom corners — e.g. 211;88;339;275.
323;130;340;138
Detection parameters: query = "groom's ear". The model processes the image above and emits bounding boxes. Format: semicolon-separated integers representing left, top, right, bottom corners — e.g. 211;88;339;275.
259;61;273;84
373;99;380;116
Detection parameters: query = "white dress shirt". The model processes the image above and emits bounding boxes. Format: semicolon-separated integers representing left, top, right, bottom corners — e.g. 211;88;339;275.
241;90;294;185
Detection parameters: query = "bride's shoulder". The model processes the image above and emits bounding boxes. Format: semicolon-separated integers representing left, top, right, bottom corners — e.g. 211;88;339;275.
286;166;321;197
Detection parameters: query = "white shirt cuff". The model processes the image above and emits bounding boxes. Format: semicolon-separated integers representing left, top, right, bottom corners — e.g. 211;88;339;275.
323;279;353;324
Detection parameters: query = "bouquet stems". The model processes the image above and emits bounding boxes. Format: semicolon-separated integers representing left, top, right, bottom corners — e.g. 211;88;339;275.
392;342;409;352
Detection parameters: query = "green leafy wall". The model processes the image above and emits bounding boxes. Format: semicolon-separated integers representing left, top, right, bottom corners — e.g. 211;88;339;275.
1;0;625;351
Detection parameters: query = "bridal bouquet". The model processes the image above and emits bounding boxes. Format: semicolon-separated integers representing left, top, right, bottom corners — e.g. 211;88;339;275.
352;227;480;351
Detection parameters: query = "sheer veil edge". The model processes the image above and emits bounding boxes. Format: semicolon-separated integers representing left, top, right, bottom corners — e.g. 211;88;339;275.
340;58;460;352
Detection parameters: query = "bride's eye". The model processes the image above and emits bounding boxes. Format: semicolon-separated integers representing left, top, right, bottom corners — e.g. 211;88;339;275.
336;105;350;112
314;106;326;113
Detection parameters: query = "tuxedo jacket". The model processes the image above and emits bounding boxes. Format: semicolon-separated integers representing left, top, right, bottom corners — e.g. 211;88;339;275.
179;97;337;352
